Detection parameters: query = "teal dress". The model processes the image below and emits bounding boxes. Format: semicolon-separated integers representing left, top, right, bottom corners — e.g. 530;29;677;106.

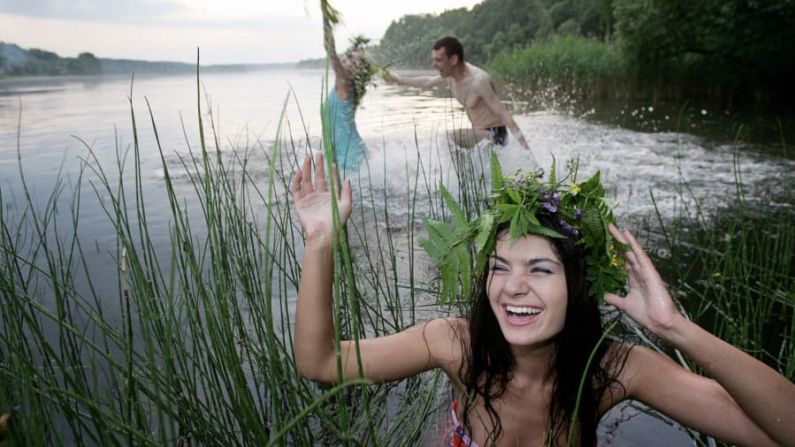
322;90;366;171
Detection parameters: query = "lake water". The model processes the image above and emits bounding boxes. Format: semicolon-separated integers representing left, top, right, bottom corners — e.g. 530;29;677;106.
3;68;792;222
1;68;792;445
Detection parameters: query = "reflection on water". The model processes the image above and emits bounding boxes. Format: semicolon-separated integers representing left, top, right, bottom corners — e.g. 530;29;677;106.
1;69;792;446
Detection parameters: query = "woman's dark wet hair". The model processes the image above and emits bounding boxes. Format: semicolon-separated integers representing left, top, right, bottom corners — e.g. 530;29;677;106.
459;213;629;446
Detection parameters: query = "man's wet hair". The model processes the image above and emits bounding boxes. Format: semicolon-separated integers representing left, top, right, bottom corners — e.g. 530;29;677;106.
433;36;464;63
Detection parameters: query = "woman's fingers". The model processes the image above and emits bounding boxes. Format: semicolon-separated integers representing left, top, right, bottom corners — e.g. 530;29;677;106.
290;167;303;200
315;152;328;192
603;292;625;310
300;154;314;196
610;224;648;270
610;224;636;269
610;224;644;289
608;224;626;244
623;229;649;269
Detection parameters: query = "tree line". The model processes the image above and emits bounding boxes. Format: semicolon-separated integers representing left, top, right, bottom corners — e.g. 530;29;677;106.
0;43;103;76
373;0;795;105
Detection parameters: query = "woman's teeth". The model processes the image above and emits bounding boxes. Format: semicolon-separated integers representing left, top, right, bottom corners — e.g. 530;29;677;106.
505;305;542;316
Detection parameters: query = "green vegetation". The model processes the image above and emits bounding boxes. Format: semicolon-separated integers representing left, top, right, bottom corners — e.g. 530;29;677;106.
0;42;293;77
0;67;792;446
421;154;626;305
0;70;458;445
487;35;629;99
0;43;102;76
375;0;795;106
651;155;795;379
613;0;795;104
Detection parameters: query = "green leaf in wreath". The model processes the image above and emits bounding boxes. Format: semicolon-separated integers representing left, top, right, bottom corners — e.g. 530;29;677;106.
490;151;504;192
440;183;467;227
527;224;565;239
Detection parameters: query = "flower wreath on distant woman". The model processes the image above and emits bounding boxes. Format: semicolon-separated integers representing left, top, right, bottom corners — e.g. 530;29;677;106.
319;0;377;172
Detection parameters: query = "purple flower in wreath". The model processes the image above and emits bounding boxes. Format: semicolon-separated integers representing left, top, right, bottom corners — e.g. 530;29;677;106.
574;206;583;220
557;216;579;238
541;192;561;213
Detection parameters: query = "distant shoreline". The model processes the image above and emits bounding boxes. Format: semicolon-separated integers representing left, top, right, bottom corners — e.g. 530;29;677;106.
0;41;309;78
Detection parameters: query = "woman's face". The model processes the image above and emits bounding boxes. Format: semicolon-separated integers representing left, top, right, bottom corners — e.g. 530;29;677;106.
487;233;568;348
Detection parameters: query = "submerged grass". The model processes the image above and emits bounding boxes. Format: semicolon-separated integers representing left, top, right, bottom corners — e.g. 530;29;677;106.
0;62;793;447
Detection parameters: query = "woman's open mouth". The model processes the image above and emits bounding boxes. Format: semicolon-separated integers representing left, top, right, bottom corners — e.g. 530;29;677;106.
503;305;543;326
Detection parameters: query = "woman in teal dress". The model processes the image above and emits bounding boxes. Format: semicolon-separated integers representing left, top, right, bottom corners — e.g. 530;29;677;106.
321;7;374;172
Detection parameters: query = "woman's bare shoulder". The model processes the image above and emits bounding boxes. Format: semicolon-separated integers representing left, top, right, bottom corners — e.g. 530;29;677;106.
599;342;683;406
596;341;637;412
419;317;467;372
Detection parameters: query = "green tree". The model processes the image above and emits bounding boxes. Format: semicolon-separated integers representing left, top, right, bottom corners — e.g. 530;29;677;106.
376;0;617;66
614;0;795;101
67;52;102;75
28;48;59;61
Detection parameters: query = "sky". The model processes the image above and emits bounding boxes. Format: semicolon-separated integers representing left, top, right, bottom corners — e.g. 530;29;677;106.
0;0;482;64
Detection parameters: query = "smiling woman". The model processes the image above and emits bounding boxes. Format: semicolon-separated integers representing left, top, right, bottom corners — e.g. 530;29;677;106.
486;233;569;347
291;150;795;446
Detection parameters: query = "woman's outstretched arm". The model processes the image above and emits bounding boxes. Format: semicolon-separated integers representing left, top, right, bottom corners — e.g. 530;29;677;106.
606;225;795;446
321;10;346;80
291;152;349;381
291;153;461;384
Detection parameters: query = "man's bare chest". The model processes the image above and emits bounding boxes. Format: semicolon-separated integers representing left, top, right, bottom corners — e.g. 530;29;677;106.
451;81;481;109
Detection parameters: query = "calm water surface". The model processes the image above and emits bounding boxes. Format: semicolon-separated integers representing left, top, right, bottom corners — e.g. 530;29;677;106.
1;69;792;445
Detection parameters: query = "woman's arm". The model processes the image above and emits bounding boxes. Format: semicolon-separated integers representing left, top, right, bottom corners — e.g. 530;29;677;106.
607;225;795;446
291;153;461;383
322;13;346;80
616;345;776;446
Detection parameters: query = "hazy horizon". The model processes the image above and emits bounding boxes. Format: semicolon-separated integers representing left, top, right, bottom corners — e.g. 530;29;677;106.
0;0;482;65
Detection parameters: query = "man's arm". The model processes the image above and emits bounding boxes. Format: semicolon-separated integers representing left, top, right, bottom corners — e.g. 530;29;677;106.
384;73;447;89
478;77;529;150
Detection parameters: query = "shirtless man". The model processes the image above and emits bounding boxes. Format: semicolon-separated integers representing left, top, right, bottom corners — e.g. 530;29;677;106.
385;36;530;150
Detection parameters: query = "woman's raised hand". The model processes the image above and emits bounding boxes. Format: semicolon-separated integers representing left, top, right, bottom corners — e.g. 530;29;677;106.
290;153;352;241
604;224;683;336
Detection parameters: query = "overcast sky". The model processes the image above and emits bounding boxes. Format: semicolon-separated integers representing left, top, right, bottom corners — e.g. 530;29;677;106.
0;0;482;64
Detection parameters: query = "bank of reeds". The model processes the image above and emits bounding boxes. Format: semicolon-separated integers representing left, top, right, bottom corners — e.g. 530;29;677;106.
0;63;488;445
488;36;631;102
651;154;794;378
1;65;793;446
487;35;763;108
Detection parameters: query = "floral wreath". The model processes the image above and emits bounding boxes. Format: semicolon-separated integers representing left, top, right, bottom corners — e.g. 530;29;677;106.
420;153;627;304
343;35;377;107
321;0;389;108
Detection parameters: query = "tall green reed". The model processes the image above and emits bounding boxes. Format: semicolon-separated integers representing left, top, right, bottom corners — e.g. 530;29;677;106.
488;36;631;102
650;154;794;376
637;147;794;446
0;58;477;445
2;57;791;447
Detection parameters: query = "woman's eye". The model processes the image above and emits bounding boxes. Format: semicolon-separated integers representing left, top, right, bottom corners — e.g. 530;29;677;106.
490;264;507;272
532;267;553;274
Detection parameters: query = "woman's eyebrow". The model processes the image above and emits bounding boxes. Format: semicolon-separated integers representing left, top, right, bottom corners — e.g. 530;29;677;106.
490;255;561;266
526;257;561;266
